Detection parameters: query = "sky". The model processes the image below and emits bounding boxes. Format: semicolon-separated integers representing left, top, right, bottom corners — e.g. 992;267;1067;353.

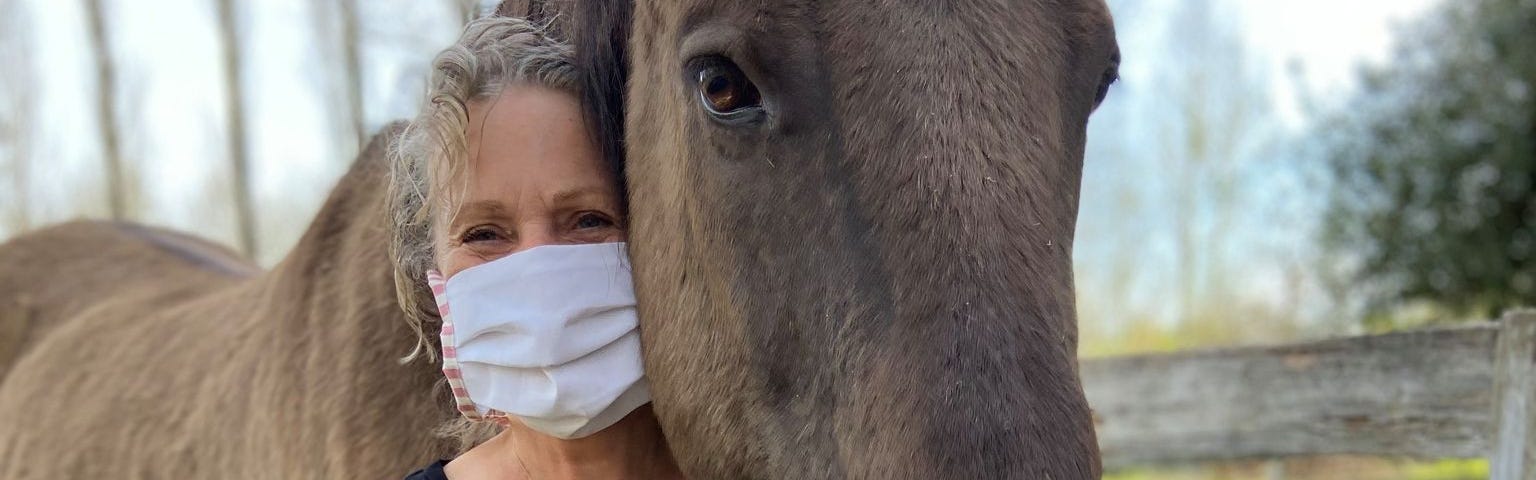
1242;0;1443;125
1;0;1447;342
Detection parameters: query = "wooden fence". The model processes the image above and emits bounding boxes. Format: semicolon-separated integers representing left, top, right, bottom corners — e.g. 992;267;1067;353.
1082;309;1535;479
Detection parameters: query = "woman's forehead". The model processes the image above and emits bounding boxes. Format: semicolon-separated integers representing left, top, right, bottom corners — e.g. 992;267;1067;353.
442;86;617;217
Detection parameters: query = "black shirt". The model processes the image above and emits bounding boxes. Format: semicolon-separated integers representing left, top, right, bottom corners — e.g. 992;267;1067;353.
402;460;450;480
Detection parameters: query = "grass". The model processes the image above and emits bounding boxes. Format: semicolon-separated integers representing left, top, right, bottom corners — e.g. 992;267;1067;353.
1105;458;1488;480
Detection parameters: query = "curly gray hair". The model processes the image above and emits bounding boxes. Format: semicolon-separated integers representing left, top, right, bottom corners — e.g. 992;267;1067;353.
389;16;580;365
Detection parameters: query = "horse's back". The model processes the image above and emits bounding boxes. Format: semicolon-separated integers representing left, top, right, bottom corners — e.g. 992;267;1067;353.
0;220;255;387
0;221;263;477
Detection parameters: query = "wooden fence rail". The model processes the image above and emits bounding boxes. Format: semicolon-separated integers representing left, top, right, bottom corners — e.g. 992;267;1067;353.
1082;309;1535;479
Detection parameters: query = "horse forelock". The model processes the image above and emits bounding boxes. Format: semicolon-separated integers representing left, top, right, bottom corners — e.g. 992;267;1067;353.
572;0;633;206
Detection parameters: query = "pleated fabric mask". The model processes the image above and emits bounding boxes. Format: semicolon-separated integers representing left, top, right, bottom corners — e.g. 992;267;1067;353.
426;242;649;439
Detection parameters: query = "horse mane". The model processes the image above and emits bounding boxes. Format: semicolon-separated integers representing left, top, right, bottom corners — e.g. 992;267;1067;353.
571;0;632;202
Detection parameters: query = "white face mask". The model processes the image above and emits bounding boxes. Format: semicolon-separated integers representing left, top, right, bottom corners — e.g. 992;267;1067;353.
426;242;650;439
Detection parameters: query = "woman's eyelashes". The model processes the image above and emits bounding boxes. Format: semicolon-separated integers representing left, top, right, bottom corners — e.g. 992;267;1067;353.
459;225;510;245
451;212;620;251
573;212;618;231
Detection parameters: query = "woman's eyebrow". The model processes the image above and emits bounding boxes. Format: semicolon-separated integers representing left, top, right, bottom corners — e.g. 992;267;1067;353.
446;200;509;230
459;200;508;216
549;185;614;205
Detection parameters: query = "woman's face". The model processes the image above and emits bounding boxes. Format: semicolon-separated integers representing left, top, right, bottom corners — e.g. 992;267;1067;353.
435;85;624;279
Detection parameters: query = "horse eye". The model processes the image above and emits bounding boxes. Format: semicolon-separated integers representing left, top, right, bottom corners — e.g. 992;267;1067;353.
1094;68;1118;106
1095;51;1121;107
695;61;762;119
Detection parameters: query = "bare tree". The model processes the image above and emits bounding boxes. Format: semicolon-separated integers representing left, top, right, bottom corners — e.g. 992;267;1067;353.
215;0;258;258
1076;0;1298;354
305;0;371;176
338;0;367;145
1155;0;1270;323
0;0;35;233
82;0;127;220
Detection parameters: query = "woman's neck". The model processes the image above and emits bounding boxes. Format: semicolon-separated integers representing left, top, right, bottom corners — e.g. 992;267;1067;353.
444;406;683;479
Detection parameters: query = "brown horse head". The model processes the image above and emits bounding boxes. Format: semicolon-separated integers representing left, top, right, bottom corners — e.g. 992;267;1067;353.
507;1;1119;477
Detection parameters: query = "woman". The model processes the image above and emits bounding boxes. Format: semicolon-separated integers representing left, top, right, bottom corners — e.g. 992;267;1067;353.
388;16;683;480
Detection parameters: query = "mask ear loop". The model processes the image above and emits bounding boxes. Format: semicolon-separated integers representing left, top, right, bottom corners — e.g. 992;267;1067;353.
427;269;556;431
428;269;504;423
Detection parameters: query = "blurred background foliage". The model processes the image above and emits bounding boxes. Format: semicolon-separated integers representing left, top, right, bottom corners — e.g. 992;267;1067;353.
1318;0;1535;330
1078;0;1533;355
0;0;1529;478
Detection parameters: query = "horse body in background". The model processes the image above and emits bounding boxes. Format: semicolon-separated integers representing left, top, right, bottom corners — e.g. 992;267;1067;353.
0;130;457;478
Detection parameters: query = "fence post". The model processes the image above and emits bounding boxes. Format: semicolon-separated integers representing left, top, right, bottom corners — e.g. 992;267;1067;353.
1491;309;1536;480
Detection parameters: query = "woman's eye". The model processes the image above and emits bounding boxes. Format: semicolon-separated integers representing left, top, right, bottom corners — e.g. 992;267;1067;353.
461;227;503;243
575;213;615;230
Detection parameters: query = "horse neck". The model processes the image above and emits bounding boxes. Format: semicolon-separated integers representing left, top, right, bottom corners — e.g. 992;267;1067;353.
255;124;425;372
219;125;457;471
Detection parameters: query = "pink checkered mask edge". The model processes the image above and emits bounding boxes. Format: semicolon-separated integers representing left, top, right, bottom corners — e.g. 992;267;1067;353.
425;242;649;439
